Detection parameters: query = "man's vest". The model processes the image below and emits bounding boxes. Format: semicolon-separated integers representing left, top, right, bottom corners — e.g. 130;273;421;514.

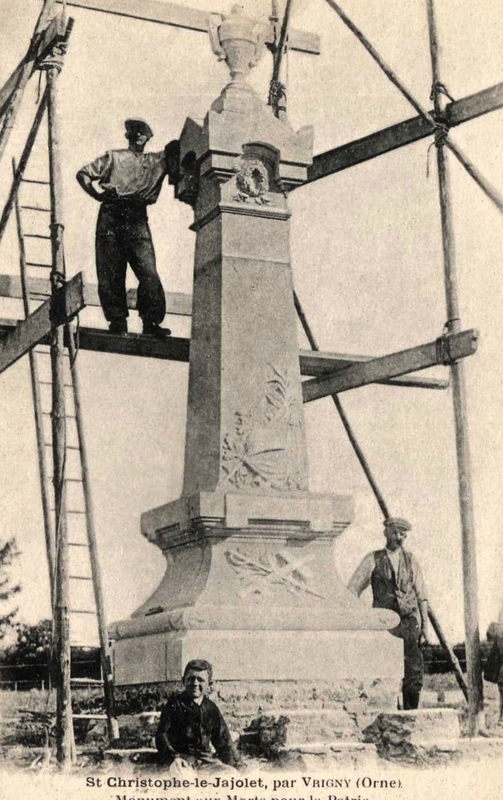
371;548;419;618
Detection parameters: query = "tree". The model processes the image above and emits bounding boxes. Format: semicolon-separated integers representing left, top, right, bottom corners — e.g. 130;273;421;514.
2;619;52;665
0;538;20;640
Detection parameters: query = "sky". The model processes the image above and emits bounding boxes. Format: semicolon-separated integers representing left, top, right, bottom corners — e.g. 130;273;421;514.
0;0;502;647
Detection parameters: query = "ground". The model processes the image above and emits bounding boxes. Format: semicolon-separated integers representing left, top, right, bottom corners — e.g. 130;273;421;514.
0;674;502;775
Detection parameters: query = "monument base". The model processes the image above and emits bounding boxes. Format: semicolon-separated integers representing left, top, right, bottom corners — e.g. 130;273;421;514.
112;628;403;687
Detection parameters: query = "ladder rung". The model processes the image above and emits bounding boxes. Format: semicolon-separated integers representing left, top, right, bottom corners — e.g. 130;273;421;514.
26;262;51;268
21;205;51;212
24;233;51;240
39;381;73;387
72;713;107;719
69;575;92;581
69;542;89;548
50;507;85;514
44;442;80;449
42;411;76;419
21;178;50;185
70;609;95;615
47;476;82;483
35;349;71;358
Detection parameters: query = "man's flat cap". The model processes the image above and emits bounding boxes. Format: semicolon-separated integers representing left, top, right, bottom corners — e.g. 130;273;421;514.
384;517;412;531
125;118;153;138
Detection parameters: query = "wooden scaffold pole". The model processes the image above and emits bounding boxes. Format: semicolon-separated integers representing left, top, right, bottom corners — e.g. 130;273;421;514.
426;0;484;736
42;19;75;767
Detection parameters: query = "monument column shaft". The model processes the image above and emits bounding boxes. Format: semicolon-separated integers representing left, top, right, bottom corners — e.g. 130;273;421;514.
183;207;309;496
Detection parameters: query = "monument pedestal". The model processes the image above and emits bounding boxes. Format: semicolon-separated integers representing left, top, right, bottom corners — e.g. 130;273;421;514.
110;489;402;687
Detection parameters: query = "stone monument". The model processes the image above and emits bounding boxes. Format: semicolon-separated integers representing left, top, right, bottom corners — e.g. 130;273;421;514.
110;5;402;693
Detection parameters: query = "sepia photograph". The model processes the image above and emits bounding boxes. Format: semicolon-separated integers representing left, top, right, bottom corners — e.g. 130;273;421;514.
0;1;502;798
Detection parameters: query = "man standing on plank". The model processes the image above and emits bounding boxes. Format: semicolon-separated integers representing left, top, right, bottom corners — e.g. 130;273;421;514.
77;118;179;337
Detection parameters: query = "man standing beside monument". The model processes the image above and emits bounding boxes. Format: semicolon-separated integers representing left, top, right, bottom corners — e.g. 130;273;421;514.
348;518;429;710
76;119;178;337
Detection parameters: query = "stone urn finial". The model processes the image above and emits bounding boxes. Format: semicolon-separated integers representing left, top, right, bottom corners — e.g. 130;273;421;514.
208;5;267;85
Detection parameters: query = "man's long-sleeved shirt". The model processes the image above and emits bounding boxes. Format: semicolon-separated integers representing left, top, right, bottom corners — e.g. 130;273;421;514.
79;149;167;204
155;691;238;766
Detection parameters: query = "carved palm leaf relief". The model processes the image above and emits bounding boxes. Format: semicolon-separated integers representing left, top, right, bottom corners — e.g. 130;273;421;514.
225;546;325;600
220;364;305;490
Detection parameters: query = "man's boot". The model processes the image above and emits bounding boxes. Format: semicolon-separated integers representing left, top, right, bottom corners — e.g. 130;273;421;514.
403;689;421;710
142;320;172;338
109;319;128;335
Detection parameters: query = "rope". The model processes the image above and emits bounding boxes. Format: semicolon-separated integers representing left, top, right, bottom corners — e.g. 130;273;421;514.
430;81;455;104
435;319;461;365
269;0;293;117
426;121;449;177
435;334;456;366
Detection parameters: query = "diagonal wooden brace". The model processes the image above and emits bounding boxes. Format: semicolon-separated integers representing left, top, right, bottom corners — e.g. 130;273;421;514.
306;83;503;185
299;350;449;390
0;272;87;375
302;329;478;403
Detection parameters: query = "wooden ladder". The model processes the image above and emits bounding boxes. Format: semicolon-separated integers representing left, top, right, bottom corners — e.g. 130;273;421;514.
13;160;119;741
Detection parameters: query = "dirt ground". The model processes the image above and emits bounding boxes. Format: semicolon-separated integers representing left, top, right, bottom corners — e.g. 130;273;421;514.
0;674;502;775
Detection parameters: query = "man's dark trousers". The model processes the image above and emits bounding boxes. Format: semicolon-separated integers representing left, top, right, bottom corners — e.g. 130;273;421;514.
96;202;166;325
391;615;424;709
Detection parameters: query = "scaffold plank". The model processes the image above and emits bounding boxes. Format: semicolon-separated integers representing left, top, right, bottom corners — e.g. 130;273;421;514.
68;327;191;363
0;273;87;375
302;329;478;402
59;0;321;55
307;83;503;185
0;317;451;389
0;274;192;316
299;349;449;390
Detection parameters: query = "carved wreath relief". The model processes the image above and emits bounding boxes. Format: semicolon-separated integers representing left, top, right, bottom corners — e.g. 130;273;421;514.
220;363;305;491
233;157;270;204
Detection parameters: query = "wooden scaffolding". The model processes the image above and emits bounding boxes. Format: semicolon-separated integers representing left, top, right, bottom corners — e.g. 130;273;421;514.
0;0;501;766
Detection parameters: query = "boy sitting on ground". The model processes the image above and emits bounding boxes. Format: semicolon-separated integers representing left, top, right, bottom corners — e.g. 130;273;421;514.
156;659;239;772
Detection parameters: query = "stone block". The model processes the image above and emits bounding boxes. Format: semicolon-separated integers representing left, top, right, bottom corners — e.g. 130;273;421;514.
363;708;461;760
113;629;403;686
277;741;378;769
240;708;360;751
